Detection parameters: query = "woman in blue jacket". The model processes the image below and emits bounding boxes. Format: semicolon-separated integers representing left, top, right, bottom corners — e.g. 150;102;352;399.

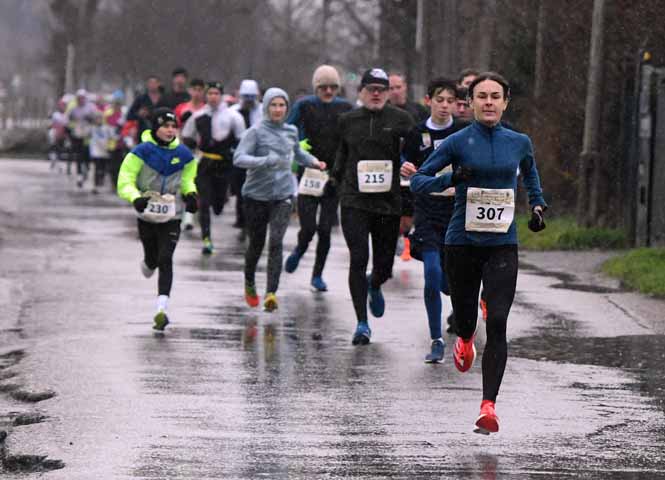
411;72;547;435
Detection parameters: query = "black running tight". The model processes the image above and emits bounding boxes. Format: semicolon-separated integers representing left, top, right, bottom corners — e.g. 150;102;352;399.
445;244;518;402
138;219;181;296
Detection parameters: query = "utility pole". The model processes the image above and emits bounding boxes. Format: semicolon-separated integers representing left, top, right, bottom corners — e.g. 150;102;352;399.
577;0;606;226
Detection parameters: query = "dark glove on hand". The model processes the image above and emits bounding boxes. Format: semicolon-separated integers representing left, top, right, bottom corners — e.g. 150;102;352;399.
528;207;546;232
451;166;473;185
184;193;198;213
133;196;149;213
323;178;337;197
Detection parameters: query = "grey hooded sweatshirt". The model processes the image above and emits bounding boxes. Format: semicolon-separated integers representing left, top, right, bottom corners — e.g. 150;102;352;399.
233;87;318;201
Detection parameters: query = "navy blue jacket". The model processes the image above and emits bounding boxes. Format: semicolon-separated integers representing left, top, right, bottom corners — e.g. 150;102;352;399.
402;117;468;227
410;121;546;246
287;95;352;168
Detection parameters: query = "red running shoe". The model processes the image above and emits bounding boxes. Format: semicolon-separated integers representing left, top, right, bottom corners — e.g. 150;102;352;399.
479;298;488;322
245;284;260;308
474;400;499;435
453;335;476;372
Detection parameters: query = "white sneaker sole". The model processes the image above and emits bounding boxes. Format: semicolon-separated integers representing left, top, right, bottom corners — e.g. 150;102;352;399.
424;356;444;364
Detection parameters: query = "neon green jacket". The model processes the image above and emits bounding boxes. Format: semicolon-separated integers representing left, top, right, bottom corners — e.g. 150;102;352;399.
117;130;197;214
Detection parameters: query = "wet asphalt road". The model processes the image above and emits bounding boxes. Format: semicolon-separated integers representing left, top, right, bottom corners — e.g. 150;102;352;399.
0;159;664;479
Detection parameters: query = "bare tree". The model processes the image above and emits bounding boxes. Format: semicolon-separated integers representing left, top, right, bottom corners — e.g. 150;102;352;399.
577;0;606;226
45;0;99;93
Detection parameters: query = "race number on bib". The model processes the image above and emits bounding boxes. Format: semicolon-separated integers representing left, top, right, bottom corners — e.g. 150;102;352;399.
464;187;515;233
140;192;177;223
430;165;455;197
298;168;329;197
357;160;392;193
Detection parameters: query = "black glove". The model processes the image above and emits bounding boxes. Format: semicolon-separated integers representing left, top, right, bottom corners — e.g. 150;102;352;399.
451;166;473;185
323;178;337;197
133;196;149;213
184;193;198;213
528;207;546;232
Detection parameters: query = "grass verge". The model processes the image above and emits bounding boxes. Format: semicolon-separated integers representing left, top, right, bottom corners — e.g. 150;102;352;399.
517;215;627;250
602;248;665;297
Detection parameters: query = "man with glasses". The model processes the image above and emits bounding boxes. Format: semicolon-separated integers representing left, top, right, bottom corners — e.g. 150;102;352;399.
329;68;414;345
284;65;352;292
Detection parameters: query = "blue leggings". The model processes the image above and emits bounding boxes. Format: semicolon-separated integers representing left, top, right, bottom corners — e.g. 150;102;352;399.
422;249;449;339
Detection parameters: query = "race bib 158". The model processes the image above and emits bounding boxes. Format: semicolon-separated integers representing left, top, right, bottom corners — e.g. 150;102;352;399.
298;168;329;197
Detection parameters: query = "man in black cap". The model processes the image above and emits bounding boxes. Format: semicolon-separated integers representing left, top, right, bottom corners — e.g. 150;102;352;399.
181;81;246;255
329;68;414;345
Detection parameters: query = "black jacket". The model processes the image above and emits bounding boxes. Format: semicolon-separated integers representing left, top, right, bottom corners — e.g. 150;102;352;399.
288;95;353;167
127;92;162;134
160;90;191;110
332;105;414;216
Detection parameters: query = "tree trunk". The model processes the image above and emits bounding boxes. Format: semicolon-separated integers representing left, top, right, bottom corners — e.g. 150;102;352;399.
577;0;606;226
477;0;497;70
321;0;331;63
533;0;547;100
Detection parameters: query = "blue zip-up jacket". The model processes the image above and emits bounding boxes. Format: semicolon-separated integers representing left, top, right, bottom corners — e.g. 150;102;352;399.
410;121;546;246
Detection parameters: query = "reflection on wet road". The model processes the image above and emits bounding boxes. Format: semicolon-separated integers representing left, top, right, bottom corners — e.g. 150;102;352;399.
1;160;664;479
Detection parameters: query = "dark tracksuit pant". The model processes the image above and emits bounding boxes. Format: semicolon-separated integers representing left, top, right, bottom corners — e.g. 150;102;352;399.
341;206;401;322
230;166;246;227
196;156;231;240
294;193;339;278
